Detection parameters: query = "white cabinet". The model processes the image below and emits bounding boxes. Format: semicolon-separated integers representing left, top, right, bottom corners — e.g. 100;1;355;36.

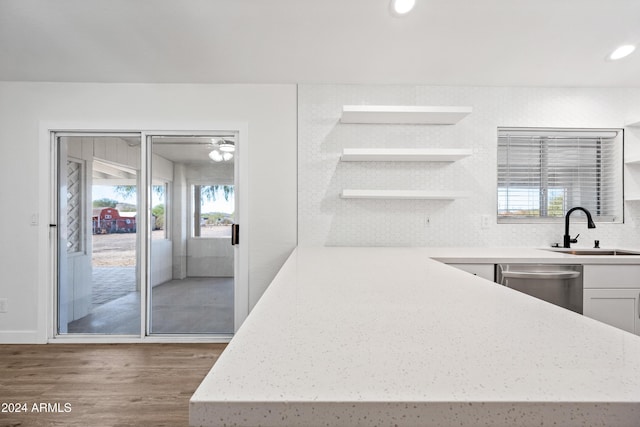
584;289;640;334
583;264;640;336
583;264;640;288
447;263;495;281
624;121;640;201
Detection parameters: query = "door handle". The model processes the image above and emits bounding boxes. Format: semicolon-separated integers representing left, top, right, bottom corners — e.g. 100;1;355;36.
231;224;239;245
501;271;580;280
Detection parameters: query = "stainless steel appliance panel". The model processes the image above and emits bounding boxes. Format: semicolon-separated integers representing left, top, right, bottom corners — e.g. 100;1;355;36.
496;264;583;314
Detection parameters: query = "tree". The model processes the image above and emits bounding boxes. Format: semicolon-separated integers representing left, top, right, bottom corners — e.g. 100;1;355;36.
114;184;233;209
113;185;166;199
93;198;118;208
200;185;234;202
113;185;136;199
152;204;165;230
548;195;565;217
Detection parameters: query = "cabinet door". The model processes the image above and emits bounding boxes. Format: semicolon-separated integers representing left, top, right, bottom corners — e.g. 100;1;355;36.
583;289;640;335
583;265;640;288
447;264;495;281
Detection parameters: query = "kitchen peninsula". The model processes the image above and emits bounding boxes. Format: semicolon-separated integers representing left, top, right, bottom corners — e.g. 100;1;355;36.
190;247;640;427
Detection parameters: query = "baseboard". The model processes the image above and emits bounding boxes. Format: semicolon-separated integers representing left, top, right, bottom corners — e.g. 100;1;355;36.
0;330;45;344
0;331;232;345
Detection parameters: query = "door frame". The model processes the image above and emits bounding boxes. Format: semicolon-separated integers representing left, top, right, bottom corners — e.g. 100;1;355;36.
38;121;249;343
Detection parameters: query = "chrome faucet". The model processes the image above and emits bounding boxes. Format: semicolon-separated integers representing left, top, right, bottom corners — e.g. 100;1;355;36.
563;207;596;248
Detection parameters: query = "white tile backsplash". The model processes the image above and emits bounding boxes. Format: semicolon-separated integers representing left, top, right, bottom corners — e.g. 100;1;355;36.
298;84;640;248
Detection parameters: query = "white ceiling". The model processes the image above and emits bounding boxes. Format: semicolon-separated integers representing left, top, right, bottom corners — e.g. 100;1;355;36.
1;0;640;87
152;136;236;164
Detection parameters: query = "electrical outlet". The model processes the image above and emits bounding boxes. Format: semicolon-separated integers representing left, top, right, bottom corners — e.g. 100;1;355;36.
480;215;491;229
0;298;7;313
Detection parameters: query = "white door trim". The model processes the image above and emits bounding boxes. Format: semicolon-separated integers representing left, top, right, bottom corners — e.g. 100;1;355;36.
39;121;249;343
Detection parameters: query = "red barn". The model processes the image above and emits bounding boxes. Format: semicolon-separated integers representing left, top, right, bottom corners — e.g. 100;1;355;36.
92;208;136;234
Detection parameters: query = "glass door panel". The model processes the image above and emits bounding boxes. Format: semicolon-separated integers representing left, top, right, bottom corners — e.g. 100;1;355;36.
148;135;236;334
57;135;141;335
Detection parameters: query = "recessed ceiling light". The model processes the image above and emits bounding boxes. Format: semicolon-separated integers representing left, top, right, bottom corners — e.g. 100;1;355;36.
390;0;416;16
608;44;636;61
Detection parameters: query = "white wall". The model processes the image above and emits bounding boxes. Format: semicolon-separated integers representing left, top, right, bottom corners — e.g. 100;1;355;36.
298;85;640;247
0;82;297;343
183;162;235;278
5;82;640;343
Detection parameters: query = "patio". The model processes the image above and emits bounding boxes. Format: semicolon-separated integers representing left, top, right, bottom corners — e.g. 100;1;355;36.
67;267;234;335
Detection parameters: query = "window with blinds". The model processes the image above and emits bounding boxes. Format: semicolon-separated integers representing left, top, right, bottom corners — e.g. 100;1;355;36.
497;128;623;223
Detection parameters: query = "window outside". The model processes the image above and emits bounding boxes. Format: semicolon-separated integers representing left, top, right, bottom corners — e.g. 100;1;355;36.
192;184;234;238
497;128;623;223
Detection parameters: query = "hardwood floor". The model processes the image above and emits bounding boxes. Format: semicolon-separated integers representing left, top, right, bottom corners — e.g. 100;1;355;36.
0;344;226;427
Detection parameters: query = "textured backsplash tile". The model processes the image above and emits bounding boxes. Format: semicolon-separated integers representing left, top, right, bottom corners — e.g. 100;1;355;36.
298;84;640;248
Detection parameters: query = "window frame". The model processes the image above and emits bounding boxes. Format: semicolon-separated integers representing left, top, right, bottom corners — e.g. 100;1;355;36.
151;181;170;240
496;127;624;224
190;182;235;239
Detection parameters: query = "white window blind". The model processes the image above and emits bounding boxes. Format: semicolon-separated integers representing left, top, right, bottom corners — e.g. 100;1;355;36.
497;128;623;223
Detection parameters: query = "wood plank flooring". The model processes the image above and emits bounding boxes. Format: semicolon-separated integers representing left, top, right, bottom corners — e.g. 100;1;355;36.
0;343;226;427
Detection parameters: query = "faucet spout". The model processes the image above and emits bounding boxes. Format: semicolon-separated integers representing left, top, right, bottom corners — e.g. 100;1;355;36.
563;207;596;248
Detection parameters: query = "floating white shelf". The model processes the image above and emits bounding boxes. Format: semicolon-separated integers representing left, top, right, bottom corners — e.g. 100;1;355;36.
625;195;640;201
340;105;473;125
625;156;640;165
340;189;468;200
340;148;472;162
625;120;640;128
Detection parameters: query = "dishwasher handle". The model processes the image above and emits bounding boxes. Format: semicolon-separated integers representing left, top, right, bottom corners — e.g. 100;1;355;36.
501;271;581;280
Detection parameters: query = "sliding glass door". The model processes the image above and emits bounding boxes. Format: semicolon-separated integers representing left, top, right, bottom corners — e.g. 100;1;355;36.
148;135;236;334
55;131;238;337
56;134;142;334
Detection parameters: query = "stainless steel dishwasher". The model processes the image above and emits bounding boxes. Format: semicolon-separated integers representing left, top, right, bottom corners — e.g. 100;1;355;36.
496;264;583;314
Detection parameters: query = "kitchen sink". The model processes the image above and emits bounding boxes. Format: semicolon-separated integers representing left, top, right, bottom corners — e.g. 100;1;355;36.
543;248;640;256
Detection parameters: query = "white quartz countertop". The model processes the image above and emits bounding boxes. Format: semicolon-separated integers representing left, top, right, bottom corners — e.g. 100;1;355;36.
425;246;640;264
190;247;640;427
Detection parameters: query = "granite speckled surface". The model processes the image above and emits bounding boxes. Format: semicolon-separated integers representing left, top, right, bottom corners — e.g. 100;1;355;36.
190;247;640;426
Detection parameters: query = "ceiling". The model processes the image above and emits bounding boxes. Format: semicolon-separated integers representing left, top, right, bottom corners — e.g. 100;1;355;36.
1;0;640;87
152;136;236;164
